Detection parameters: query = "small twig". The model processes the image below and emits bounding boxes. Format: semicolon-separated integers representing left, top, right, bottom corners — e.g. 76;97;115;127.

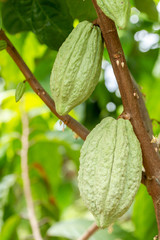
78;223;99;240
0;29;89;141
152;119;160;125
21;107;43;240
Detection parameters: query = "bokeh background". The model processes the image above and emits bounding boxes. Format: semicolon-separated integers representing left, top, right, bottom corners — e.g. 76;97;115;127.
0;0;160;239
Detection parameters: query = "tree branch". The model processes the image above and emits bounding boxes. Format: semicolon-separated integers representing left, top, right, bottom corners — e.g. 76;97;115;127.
0;30;89;141
20;108;43;240
91;0;160;237
78;223;99;240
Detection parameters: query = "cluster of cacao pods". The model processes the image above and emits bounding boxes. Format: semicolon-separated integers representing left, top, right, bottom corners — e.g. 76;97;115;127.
50;0;141;230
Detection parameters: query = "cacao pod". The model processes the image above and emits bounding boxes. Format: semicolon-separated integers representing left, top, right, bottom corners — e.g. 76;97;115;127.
50;21;104;116
78;117;142;228
97;0;131;29
15;81;26;102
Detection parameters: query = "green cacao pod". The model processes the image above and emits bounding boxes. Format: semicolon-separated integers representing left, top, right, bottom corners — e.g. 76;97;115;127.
15;81;26;102
78;117;142;228
50;21;104;116
97;0;131;29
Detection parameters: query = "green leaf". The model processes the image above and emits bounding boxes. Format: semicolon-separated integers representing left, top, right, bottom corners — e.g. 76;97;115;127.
47;219;137;240
0;40;7;51
132;184;158;240
15;81;26;102
66;0;96;22
153;0;159;4
0;174;16;207
28;141;63;200
0;175;16;230
1;0;30;33
0;215;20;240
2;0;73;50
134;0;158;21
1;0;96;50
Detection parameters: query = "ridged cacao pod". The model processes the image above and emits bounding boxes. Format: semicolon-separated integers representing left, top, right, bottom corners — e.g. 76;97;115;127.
15;81;26;102
97;0;131;29
78;117;142;228
50;21;104;116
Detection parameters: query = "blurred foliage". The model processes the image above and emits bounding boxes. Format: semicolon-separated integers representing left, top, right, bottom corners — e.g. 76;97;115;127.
47;219;137;240
132;185;158;240
0;0;160;239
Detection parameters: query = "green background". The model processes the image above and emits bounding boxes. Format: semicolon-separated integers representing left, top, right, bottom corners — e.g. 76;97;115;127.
0;0;160;239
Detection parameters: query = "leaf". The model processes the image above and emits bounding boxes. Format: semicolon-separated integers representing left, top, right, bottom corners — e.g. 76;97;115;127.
28;141;63;200
153;0;159;4
134;0;158;21
0;175;16;230
1;0;30;33
66;0;96;22
15;81;26;102
47;219;137;240
132;184;158;240
0;40;7;51
1;0;96;50
22;32;47;72
2;0;73;50
0;215;20;240
0;174;16;207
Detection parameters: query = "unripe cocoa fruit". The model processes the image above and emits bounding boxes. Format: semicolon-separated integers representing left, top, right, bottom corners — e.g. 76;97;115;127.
50;21;104;116
78;117;142;228
97;0;131;29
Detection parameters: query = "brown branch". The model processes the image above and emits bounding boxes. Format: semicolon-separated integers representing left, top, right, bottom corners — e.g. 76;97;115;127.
21;108;43;240
0;29;89;141
77;223;98;240
91;0;160;236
